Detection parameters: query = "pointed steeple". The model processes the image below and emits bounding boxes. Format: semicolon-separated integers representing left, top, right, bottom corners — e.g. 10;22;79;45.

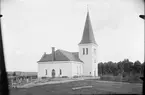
79;10;97;45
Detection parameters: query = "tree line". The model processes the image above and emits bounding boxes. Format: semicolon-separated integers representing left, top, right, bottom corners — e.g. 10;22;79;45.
98;59;144;77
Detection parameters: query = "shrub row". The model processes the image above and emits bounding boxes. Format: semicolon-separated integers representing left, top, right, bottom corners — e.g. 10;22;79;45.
100;74;143;83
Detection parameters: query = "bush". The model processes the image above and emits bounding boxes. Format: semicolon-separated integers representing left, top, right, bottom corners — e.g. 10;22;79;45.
41;77;48;79
73;75;79;78
114;75;122;82
113;72;118;76
61;76;68;78
100;74;142;83
127;75;142;83
100;75;115;81
122;75;129;82
100;75;123;82
31;76;37;79
122;72;127;77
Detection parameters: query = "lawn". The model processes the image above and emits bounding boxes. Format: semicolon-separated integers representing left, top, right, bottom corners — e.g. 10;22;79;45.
9;79;142;95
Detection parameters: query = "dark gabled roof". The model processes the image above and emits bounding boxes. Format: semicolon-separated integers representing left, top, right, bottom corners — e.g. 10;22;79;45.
71;52;82;62
79;11;97;45
38;49;83;63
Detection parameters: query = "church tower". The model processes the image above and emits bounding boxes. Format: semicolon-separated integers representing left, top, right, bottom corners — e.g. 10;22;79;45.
78;10;98;76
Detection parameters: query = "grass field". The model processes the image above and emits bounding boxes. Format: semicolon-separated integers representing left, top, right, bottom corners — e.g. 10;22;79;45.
10;79;142;95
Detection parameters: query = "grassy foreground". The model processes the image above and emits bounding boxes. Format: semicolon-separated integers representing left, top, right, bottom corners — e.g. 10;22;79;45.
10;79;142;95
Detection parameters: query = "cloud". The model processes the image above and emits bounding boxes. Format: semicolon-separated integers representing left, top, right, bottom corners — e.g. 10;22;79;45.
1;0;14;3
15;50;23;55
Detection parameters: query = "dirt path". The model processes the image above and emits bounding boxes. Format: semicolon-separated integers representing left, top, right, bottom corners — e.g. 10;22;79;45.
19;78;85;88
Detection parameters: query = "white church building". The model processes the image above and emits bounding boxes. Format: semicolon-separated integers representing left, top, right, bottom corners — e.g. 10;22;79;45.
37;11;98;78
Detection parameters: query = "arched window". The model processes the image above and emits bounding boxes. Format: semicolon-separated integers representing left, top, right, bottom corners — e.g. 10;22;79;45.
83;48;85;55
60;69;62;75
94;49;96;55
52;69;55;78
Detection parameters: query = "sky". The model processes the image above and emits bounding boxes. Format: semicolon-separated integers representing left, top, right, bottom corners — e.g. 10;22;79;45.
1;0;144;72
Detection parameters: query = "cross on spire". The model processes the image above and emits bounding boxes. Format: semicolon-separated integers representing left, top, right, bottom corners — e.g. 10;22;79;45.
87;4;89;12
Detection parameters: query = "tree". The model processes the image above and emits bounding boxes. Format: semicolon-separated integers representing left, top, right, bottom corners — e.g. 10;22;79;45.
122;59;133;75
13;72;16;76
98;59;143;77
141;62;144;75
117;61;124;75
98;62;104;76
134;60;142;74
98;63;101;75
111;63;118;76
107;61;113;74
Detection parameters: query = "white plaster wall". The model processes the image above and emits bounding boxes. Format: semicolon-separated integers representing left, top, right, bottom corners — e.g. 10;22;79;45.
79;43;98;76
71;62;83;76
91;45;98;76
38;61;72;78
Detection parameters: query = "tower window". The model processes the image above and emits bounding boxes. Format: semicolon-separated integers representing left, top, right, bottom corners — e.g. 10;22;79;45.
94;49;96;55
86;48;88;55
94;59;96;63
83;48;88;55
83;48;85;55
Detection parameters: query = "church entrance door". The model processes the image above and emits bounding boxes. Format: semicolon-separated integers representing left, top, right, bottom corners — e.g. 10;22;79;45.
52;69;55;78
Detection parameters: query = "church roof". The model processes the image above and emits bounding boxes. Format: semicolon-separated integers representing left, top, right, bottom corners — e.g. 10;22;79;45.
38;49;83;62
79;11;97;45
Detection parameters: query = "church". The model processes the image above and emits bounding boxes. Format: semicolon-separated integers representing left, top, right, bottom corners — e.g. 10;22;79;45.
37;11;98;78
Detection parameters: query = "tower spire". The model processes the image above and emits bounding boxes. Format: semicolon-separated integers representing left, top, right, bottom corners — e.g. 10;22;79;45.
79;7;97;45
